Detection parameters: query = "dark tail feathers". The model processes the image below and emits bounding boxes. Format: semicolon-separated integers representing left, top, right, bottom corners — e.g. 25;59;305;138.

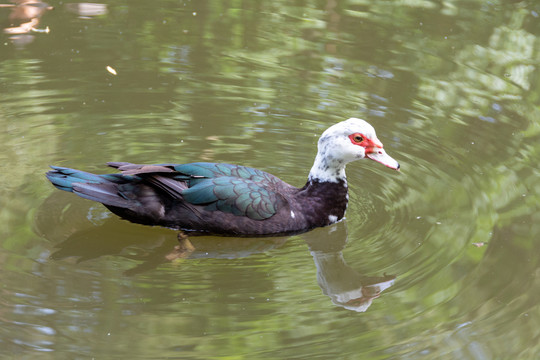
46;166;131;208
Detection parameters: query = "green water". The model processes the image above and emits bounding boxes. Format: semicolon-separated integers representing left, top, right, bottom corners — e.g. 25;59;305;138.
1;0;539;358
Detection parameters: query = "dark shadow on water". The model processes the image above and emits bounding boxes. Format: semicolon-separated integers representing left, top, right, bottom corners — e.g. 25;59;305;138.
35;192;395;312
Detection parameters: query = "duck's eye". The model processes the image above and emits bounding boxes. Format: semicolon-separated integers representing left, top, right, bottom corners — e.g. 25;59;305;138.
348;133;366;145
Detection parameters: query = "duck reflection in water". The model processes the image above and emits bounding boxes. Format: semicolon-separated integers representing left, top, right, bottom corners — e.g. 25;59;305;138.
1;0;52;36
305;223;395;312
36;193;395;312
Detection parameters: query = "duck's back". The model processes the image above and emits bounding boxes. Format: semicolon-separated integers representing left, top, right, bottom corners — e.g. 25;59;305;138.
47;161;314;236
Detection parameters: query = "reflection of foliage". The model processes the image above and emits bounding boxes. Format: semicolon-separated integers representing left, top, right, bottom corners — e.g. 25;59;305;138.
418;24;538;122
0;59;60;251
366;2;540;356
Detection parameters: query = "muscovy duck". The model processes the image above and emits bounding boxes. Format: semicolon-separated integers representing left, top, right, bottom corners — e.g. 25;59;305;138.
46;118;399;236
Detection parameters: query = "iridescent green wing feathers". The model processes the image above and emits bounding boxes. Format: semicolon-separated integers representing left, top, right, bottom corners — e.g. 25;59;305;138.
110;162;284;220
173;163;282;220
171;163;273;183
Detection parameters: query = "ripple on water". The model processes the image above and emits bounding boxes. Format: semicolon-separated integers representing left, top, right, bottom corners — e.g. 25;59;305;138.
343;123;483;310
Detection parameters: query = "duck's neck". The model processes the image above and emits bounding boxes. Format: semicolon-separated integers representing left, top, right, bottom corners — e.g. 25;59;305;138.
299;150;351;227
297;178;349;227
308;152;348;183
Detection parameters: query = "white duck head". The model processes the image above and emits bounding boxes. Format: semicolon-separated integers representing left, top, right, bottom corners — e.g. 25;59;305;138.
308;118;400;183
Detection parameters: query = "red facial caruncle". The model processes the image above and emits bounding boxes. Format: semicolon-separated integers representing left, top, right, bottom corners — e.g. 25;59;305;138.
348;133;383;154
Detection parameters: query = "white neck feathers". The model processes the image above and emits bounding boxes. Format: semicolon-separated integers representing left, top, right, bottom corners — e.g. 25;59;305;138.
308;153;347;183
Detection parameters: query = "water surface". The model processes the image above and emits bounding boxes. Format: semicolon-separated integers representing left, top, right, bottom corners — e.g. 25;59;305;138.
1;0;539;358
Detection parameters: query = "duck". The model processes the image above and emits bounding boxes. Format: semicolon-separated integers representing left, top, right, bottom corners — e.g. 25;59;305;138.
46;118;400;236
